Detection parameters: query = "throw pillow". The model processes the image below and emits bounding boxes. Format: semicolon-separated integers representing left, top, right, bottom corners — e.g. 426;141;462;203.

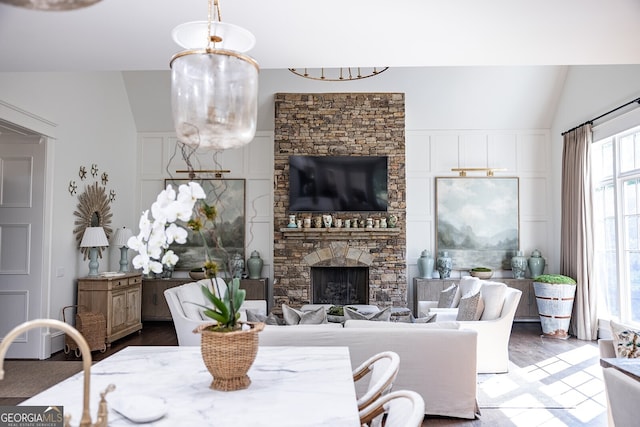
456;290;485;321
438;284;459;308
610;320;640;358
479;282;507;320
282;304;327;325
411;313;437;323
343;306;392;322
246;310;284;326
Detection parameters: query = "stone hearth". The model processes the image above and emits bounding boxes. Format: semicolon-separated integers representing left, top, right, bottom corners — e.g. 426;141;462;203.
273;93;407;311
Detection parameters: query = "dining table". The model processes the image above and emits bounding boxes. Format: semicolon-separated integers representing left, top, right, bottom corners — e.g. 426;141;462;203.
600;357;640;382
21;345;361;426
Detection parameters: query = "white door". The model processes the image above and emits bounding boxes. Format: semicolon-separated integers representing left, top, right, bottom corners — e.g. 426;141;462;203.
0;134;46;359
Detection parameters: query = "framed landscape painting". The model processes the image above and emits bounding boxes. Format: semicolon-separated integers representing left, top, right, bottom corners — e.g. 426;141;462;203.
435;177;519;271
165;178;246;272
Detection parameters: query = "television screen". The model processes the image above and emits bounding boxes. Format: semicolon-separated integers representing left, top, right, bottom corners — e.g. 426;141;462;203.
289;155;388;212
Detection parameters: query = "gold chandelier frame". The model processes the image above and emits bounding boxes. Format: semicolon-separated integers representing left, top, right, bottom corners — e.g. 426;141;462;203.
288;67;389;82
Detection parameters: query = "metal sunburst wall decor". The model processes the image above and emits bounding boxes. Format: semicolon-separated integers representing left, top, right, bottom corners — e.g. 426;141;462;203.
73;181;113;259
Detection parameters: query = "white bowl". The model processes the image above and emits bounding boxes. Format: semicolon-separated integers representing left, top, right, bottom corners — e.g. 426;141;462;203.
470;270;493;279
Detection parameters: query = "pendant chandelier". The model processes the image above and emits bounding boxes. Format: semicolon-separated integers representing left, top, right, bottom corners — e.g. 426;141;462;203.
170;0;259;150
288;67;389;82
0;0;100;10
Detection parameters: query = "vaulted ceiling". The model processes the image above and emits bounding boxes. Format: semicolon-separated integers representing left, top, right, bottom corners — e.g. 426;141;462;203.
1;0;639;72
1;0;639;134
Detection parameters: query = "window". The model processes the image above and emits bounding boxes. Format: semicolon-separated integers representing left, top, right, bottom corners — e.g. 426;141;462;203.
593;126;640;324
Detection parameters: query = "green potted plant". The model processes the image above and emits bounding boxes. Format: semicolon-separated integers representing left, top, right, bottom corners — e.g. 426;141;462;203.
532;274;577;339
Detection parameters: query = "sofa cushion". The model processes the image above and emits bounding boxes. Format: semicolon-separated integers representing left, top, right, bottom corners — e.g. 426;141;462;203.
479;282;507;320
611;320;640;358
456;290;484;321
175;282;207;320
438;284;458;308
343;306;391;322
282;304;327;325
344;319;460;329
458;276;482;301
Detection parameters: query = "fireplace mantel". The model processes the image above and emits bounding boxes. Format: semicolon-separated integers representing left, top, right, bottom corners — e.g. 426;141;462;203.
279;228;401;240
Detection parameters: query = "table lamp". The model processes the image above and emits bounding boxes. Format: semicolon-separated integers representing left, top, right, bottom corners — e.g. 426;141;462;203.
112;227;134;273
80;226;109;277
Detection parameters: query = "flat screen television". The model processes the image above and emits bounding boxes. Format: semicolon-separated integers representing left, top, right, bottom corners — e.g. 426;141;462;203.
289;155;388;212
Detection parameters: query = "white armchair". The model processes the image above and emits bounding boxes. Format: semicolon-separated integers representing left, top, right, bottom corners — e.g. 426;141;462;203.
164;279;267;346
418;280;522;374
602;367;640;427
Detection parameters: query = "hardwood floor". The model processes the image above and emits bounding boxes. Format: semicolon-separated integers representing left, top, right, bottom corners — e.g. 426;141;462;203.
49;321;178;362
39;322;611;426
424;323;607;426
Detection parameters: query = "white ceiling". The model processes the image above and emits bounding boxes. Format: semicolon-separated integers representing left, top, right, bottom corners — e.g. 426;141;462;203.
1;0;640;72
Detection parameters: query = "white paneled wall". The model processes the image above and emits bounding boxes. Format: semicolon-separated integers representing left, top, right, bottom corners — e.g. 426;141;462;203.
406;130;552;291
136;128;551;307
135;132;275;281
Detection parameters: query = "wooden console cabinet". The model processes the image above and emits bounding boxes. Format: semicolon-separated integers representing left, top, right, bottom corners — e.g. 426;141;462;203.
412;277;538;321
141;277;271;321
141;278;191;321
77;272;143;345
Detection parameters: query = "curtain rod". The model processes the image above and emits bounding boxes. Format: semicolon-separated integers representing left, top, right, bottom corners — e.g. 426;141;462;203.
561;96;640;136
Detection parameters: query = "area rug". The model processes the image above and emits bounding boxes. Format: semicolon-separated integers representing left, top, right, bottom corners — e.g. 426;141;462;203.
477;362;577;409
0;361;83;398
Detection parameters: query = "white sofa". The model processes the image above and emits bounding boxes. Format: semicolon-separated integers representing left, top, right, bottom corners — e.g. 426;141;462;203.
258;320;479;420
417;278;522;374
164;279;267;346
165;282;480;419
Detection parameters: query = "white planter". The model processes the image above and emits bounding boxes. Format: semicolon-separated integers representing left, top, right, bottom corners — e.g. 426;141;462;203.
533;282;577;339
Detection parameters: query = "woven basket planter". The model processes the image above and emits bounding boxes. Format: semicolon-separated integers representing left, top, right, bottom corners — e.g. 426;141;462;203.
194;322;265;391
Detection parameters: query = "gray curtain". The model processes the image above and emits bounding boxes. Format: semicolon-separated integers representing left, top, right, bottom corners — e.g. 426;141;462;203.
561;124;597;340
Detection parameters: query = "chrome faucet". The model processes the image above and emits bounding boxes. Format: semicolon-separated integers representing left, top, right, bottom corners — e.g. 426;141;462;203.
0;319;115;427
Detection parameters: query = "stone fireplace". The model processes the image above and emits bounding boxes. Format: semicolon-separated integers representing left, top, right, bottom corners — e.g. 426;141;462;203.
273;93;406;311
307;243;372;305
311;266;369;305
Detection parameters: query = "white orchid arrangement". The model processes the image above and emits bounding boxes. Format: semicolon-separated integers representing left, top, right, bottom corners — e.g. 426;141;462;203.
127;181;247;330
127;182;206;275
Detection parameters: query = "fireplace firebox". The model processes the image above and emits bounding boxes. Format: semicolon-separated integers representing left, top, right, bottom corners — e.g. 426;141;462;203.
311;266;369;305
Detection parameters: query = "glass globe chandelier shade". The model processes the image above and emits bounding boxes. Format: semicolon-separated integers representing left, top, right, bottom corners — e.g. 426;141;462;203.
169;0;259;151
170;49;259;150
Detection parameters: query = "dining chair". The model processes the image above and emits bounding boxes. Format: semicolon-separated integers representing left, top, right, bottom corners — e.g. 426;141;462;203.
352;351;400;411
602;367;640;427
359;389;425;427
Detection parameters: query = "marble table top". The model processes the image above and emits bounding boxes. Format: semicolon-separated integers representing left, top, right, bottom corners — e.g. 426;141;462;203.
601;357;640;382
22;346;360;426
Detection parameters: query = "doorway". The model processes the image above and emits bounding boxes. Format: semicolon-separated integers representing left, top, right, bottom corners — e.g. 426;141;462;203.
0;118;51;359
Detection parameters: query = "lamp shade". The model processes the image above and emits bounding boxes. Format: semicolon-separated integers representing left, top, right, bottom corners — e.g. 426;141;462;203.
170;49;259;150
112;227;133;248
80;227;109;248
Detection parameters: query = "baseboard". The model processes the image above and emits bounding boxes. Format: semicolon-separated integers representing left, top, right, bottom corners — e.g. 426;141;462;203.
50;330;65;356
